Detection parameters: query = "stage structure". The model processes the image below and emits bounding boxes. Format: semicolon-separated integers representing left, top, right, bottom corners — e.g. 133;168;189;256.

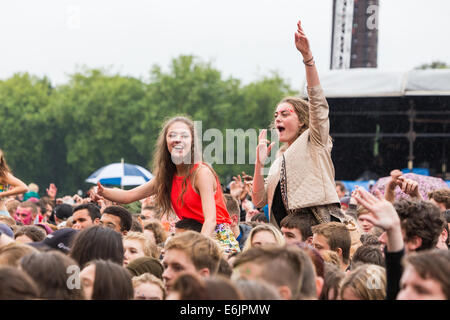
330;0;379;69
301;69;450;181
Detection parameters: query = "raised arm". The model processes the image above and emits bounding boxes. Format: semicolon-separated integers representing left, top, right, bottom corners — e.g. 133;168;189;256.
295;20;329;146
93;179;156;204
295;20;320;88
252;129;273;207
0;173;28;199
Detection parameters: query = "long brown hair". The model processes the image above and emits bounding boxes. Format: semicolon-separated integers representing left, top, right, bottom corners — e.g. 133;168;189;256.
0;149;11;181
151;116;203;215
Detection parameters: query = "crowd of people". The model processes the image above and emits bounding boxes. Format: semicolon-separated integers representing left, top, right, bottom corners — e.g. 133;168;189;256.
0;20;449;301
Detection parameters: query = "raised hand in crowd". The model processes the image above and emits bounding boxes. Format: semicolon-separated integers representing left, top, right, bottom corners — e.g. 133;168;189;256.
46;183;58;200
354;188;403;252
385;169;422;203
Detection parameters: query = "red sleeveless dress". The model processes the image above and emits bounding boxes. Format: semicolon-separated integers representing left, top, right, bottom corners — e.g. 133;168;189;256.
170;163;232;225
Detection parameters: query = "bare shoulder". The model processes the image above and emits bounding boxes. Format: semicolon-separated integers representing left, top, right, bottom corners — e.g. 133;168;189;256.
193;164;217;191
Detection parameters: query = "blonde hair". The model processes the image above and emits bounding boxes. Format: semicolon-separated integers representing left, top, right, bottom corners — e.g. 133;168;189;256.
243;224;286;252
164;231;221;275
132;272;166;300
321;250;341;268
340;264;386;300
28;183;39;193
124;232;160;259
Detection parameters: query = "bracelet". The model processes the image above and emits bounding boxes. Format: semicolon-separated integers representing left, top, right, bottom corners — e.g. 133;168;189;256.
303;56;315;66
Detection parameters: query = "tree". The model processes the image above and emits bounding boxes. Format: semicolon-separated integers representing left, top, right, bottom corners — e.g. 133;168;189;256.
415;61;450;69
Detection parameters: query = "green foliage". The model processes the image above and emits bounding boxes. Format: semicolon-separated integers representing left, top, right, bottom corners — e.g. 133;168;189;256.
0;56;295;195
415;61;450;69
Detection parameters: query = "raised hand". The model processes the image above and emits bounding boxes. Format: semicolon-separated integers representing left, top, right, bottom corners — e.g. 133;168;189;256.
385;169;422;201
230;175;245;200
90;182;105;203
397;176;422;199
354;188;400;231
256;129;275;166
46;183;58;200
294;20;312;59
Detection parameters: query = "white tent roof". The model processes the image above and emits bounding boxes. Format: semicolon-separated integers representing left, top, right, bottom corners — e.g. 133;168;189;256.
301;69;450;98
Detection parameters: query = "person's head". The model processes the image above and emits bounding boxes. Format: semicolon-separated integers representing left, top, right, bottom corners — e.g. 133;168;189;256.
0;242;38;267
0;266;39;300
152;116;202;214
5;200;20;219
397;249;450;300
143;219;168;245
129;216;143;233
312;222;351;270
126;256;164;279
53;204;73;224
100;205;133;235
20;251;84;300
167;273;243;300
162;231;221;292
319;262;345;300
141;206;161;221
0;149;11;179
335;181;347;199
14;225;46;244
360;233;381;246
250;213;269;223
80;259;134;300
295;243;326;299
320;250;341;268
14;201;38;225
72;203;101;230
123;231;159;266
174;218;203;234
351;245;385;269
224;194;240;227
280;213;314;245
217;257;233;279
70;226;124;268
234;278;282;300
272;96;310;146
340;264;386;300
357;206;374;234
242;224;285;251
427;188;450;211
389;200;445;252
0;215;16;227
38;198;54;221
232;245;308;300
132;273;166;300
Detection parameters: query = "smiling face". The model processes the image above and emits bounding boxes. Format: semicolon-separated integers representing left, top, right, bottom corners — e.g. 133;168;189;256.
274;102;303;145
166;121;193;165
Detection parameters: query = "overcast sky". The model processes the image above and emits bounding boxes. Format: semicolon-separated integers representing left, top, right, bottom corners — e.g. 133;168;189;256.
1;0;449;89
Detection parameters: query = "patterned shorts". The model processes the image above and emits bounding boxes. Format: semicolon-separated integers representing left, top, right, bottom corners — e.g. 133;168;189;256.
214;223;241;256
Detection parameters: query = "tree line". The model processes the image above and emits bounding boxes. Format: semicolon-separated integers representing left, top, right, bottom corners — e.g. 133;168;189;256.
0;55;295;195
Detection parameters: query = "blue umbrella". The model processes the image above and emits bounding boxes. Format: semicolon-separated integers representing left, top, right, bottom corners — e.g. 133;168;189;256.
86;159;153;187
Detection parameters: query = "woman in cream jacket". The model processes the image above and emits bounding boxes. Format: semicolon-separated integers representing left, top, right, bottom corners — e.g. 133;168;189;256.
252;20;345;228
